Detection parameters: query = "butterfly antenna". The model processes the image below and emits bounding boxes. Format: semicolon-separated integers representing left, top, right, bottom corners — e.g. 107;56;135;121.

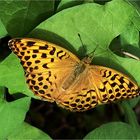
78;33;98;63
88;45;98;57
78;33;86;51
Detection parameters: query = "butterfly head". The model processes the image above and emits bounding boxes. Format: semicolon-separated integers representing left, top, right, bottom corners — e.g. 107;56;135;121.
82;47;98;64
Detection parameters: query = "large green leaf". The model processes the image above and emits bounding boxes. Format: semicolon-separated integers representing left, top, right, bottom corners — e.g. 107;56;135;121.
127;0;140;30
0;96;51;139
120;23;139;48
29;0;140;79
0;97;31;138
57;0;84;11
29;0;140;94
9;122;52;139
1;1;140;139
0;54;37;98
84;122;140;139
0;19;7;38
0;0;55;37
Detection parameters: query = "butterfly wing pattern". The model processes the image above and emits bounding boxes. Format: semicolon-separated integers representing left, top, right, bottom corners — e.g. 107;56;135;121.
9;38;140;111
9;38;80;103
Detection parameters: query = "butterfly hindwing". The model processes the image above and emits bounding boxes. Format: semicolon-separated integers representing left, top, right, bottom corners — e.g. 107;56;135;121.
56;65;140;111
90;66;140;103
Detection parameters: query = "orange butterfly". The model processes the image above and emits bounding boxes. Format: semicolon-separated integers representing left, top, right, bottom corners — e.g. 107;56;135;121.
9;38;140;111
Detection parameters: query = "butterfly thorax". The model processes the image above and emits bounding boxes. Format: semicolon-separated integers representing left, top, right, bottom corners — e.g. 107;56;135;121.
81;55;93;64
61;54;92;91
61;60;88;91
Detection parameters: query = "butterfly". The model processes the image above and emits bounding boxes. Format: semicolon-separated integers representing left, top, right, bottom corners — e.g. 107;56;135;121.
8;38;140;111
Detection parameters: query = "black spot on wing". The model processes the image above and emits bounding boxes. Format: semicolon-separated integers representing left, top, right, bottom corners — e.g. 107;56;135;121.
101;70;106;77
103;81;108;85
20;52;25;55
106;71;111;78
87;89;95;93
39;45;48;50
27;41;35;47
33;50;39;53
109;89;113;94
57;50;63;57
110;74;119;80
24;56;30;61
41;53;47;58
22;47;27;50
111;82;117;87
43;85;48;89
27;62;32;66
116;92;121;97
128;81;134;89
59;52;67;59
119;77;125;84
42;63;48;68
51;58;54;62
50;47;56;55
35;60;40;63
57;50;67;60
39;90;45;94
32;54;37;58
31;80;36;85
99;87;106;92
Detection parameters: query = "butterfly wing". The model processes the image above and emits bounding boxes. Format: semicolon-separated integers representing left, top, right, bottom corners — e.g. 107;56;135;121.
56;65;140;111
90;66;140;103
9;38;80;102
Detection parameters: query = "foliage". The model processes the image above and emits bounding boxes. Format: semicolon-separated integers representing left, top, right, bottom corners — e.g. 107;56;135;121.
0;0;140;139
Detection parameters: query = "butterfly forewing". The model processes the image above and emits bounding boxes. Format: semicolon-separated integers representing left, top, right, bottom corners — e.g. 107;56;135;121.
9;38;80;73
56;65;140;111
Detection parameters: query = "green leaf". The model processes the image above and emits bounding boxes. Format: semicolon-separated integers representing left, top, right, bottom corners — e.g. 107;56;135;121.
0;19;7;38
9;122;52;139
127;0;140;30
30;0;137;49
0;54;37;98
127;97;140;108
29;0;140;83
84;122;139;139
120;101;139;130
120;23;139;48
0;86;5;99
0;97;31;138
0;0;55;37
57;0;84;11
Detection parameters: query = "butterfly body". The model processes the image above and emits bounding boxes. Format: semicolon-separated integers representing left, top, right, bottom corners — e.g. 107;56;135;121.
9;38;140;111
61;61;87;90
